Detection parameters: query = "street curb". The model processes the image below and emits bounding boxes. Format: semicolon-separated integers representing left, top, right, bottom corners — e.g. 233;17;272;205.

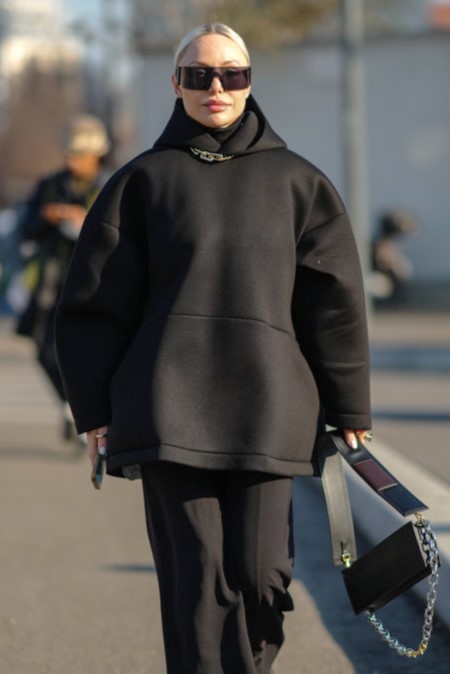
346;438;450;630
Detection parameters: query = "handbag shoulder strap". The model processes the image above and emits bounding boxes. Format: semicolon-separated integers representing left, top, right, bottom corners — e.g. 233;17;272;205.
317;433;357;566
327;431;428;515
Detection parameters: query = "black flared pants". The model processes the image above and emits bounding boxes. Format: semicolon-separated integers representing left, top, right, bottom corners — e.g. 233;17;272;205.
141;462;294;674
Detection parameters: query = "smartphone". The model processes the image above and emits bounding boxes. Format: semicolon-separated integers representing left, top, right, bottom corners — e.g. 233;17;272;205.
91;451;106;490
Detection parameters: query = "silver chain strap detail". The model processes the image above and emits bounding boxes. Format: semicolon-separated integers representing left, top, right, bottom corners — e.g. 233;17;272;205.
364;515;440;658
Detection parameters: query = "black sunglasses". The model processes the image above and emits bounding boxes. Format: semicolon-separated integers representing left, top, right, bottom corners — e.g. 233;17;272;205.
176;66;251;91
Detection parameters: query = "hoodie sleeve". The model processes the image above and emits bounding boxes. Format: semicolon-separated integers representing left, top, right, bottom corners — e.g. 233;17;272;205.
55;168;148;434
291;172;371;430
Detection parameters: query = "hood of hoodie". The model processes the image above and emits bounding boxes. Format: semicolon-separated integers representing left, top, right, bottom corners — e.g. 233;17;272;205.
153;95;287;157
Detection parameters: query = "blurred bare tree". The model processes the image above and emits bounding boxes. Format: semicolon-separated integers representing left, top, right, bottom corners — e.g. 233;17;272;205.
130;0;337;52
129;0;426;53
204;0;337;46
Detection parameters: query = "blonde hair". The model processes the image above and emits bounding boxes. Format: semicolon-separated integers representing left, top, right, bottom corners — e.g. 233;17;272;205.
173;23;250;68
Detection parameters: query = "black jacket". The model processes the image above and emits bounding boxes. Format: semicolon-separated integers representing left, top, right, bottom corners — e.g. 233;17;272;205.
55;96;371;477
17;169;102;354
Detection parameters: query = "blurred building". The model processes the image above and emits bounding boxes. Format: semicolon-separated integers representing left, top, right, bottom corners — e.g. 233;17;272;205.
0;0;81;109
0;0;84;204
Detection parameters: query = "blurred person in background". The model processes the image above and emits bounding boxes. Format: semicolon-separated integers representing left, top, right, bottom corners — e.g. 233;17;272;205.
370;208;418;303
16;115;110;439
55;24;371;674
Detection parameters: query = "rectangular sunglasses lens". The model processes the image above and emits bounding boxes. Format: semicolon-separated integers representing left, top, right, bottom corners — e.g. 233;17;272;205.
178;67;250;90
178;67;210;89
221;68;251;90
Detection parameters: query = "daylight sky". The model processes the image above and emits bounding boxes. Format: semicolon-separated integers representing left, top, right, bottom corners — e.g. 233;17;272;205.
61;0;102;26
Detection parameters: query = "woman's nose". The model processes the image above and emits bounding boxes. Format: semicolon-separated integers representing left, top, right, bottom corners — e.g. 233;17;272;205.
209;76;224;93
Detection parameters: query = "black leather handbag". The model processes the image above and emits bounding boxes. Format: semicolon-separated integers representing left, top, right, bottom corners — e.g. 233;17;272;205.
318;431;440;658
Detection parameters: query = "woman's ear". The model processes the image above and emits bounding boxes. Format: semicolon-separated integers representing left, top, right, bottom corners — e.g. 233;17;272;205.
171;73;182;98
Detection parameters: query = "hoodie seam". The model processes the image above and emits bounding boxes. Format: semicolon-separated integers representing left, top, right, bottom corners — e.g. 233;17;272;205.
109;441;308;464
144;312;296;340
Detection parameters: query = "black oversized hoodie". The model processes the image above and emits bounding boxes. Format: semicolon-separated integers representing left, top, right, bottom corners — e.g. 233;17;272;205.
55;96;371;477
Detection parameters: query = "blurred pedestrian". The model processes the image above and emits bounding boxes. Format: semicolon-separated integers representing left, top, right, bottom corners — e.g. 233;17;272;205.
16;115;110;438
370;208;417;303
55;24;371;674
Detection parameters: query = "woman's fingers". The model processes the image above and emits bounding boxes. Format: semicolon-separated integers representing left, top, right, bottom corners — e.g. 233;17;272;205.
87;425;109;466
342;429;373;449
356;429;372;444
343;429;358;449
87;430;97;465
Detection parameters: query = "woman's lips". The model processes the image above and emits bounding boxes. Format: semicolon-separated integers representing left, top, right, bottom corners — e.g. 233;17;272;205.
204;100;229;112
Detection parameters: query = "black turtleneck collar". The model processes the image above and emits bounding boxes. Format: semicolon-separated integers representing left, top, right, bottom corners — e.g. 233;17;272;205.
205;114;245;147
153;95;286;157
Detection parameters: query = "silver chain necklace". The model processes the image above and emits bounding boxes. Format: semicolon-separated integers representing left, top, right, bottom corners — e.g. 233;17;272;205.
189;147;234;163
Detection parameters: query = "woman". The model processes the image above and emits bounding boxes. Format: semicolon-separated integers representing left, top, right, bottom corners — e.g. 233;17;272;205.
55;24;371;674
16;115;110;434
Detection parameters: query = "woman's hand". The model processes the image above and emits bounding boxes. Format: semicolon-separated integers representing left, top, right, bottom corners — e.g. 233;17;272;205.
342;429;372;450
87;425;109;466
41;203;87;230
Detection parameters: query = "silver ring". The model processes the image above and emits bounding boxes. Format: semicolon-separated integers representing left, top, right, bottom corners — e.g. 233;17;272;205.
365;431;373;442
95;432;108;438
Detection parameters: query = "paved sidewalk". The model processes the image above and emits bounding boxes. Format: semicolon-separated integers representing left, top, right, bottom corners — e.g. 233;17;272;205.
360;311;450;627
370;311;450;484
1;315;449;674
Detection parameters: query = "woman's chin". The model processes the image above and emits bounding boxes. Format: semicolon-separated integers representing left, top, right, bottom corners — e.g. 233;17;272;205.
198;110;238;129
203;117;228;128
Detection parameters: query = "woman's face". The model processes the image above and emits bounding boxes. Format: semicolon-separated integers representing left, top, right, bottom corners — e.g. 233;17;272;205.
172;33;251;128
65;153;101;180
